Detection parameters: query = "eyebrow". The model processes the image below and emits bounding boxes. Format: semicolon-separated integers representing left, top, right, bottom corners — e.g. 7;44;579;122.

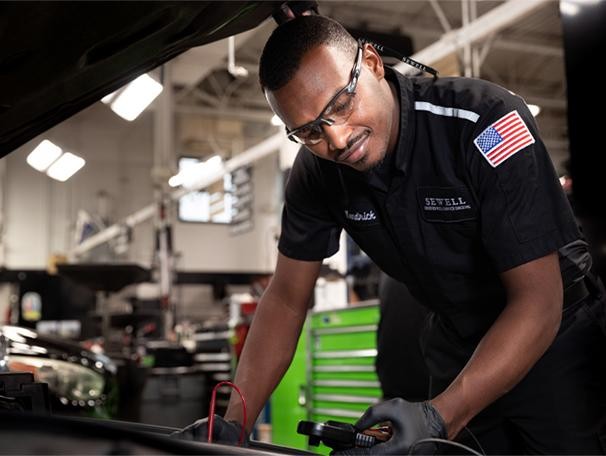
287;43;363;134
289;87;343;131
295;52;359;128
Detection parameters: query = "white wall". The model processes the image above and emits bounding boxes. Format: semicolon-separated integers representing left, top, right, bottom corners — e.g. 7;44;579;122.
173;151;281;273
0;103;283;273
2;103;155;269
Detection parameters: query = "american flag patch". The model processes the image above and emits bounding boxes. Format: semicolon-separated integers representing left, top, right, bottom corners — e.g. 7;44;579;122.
473;110;535;167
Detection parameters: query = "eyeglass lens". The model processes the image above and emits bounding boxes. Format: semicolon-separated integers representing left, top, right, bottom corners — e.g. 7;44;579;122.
292;90;356;144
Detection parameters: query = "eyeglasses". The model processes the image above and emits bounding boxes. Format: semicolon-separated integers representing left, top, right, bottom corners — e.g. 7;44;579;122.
284;40;438;146
286;44;363;145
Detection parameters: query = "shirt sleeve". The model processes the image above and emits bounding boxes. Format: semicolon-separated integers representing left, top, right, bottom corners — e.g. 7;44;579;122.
465;91;580;272
278;148;342;261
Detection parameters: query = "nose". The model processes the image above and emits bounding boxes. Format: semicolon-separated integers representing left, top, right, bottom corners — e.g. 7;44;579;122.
322;123;351;152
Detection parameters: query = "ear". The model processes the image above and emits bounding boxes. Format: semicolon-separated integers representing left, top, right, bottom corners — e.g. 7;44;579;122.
363;43;385;80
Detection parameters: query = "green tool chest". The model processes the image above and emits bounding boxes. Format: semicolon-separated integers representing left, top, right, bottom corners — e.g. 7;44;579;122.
271;301;382;451
308;302;382;423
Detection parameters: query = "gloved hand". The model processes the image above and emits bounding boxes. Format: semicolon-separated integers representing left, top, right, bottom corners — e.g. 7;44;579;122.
334;398;447;455
170;414;247;446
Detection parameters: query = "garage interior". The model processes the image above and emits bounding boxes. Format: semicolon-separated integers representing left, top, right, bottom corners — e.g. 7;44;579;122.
0;1;604;454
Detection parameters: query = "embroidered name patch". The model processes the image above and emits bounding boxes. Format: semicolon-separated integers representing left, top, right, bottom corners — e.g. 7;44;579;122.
343;199;380;228
473;110;535;168
344;209;377;223
417;186;477;222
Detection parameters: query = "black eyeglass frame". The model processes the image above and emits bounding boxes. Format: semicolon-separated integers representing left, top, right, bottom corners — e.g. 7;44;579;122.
285;42;363;145
283;39;439;145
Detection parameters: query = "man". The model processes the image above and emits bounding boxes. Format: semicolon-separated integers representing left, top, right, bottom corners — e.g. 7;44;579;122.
175;15;606;454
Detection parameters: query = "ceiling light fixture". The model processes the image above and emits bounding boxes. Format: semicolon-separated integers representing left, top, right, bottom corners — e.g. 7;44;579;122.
26;140;63;172
103;73;163;121
560;1;580;16
46;152;86;182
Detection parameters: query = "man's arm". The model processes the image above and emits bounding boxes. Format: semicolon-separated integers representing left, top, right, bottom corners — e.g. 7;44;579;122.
431;251;563;438
224;252;322;432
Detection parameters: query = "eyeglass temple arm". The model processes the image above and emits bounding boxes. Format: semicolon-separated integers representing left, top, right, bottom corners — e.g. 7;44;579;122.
359;38;439;80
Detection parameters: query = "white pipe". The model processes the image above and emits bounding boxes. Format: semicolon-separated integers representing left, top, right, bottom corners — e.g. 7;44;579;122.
462;0;472;77
395;0;552;75
227;36;249;78
171;133;283;200
70;132;284;257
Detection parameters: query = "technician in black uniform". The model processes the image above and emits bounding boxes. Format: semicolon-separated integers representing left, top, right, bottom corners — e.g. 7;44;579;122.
174;15;606;454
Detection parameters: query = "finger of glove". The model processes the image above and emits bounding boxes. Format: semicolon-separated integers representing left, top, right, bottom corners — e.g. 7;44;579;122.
170;418;209;441
171;415;240;443
337;442;396;456
354;401;399;431
408;440;439;455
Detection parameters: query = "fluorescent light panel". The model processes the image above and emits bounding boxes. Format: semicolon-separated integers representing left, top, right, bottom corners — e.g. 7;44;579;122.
26;140;63;172
101;91;118;104
109;74;163;121
46;152;86;182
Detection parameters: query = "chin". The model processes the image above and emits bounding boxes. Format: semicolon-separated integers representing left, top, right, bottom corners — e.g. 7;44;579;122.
358;148;387;172
349;157;375;172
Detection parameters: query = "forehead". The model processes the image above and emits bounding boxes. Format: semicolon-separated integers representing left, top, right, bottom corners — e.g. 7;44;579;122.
266;45;354;126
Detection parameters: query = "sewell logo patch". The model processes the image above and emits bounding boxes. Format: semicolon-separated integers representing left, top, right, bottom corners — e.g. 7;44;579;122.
423;196;471;212
417;186;477;222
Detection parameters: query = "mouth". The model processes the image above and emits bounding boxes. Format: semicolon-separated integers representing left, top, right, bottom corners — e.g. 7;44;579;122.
336;132;369;165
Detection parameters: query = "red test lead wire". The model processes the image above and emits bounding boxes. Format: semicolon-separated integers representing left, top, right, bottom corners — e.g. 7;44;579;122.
207;381;247;445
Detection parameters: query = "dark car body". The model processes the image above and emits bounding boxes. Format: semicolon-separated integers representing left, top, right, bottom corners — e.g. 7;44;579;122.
0;1;277;157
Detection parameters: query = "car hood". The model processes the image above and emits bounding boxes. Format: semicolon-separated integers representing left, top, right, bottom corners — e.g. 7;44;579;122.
0;1;276;157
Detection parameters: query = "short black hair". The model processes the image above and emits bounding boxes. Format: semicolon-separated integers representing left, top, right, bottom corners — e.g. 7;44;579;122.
259;15;357;92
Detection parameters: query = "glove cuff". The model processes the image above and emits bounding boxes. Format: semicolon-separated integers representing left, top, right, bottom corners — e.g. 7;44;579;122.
226;419;249;445
423;402;448;439
227;419;244;432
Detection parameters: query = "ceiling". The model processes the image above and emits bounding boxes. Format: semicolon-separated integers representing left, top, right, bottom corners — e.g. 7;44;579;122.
170;0;570;171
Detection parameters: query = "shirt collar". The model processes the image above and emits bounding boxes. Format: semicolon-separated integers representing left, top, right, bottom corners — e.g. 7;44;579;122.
386;66;415;175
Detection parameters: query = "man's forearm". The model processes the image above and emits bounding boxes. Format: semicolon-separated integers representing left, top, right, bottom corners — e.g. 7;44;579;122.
431;294;561;438
223;293;308;432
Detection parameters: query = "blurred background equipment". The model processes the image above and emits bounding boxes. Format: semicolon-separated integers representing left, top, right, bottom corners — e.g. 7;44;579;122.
0;325;116;417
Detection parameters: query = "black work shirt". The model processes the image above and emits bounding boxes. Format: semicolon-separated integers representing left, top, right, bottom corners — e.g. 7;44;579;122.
279;68;586;370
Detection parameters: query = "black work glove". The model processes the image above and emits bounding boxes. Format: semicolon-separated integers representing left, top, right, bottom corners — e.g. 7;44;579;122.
170;414;247;446
334;398;447;455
